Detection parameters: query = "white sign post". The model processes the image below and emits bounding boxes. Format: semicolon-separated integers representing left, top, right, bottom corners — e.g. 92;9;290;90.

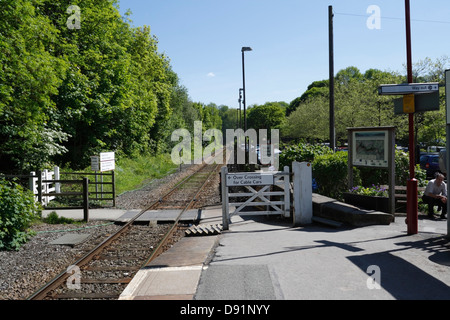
225;172;274;187
99;152;115;172
91;152;115;202
91;152;115;172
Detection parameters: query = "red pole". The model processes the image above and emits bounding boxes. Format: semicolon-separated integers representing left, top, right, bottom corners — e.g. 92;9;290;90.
405;0;418;234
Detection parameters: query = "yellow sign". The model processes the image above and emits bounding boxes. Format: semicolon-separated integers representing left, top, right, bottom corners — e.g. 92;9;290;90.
403;94;415;113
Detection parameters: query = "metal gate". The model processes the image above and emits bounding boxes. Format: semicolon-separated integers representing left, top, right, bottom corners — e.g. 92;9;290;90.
221;166;290;230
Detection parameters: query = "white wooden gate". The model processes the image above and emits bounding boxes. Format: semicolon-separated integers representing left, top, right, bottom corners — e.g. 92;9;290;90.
29;167;60;206
221;166;291;230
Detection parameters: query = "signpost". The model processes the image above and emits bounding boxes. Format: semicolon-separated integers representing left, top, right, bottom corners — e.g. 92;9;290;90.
91;152;115;172
226;172;274;187
91;152;115;201
378;88;440;233
445;70;450;239
99;152;115;172
378;83;439;95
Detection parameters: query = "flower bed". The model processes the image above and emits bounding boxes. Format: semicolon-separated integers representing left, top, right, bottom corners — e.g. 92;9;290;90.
343;185;389;213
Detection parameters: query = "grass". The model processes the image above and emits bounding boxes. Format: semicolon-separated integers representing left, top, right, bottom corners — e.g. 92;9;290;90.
43;211;80;224
114;153;178;195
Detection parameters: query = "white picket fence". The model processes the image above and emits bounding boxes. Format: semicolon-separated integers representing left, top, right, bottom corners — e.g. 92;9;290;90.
29;167;60;206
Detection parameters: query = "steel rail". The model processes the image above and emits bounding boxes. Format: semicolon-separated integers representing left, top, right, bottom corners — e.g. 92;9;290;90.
142;163;220;266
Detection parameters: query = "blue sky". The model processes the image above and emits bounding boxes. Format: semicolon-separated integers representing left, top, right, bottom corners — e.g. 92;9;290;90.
117;0;450;108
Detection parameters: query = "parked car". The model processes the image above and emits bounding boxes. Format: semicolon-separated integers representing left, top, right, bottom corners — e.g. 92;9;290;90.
420;154;441;178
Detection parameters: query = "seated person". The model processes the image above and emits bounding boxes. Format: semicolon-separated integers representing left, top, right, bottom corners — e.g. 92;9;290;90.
422;172;447;219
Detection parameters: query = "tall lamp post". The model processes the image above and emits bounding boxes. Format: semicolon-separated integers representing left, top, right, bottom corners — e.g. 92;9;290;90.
241;47;252;133
241;47;252;165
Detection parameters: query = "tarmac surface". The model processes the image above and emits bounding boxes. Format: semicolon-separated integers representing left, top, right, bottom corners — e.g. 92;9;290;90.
43;205;450;301
197;210;449;300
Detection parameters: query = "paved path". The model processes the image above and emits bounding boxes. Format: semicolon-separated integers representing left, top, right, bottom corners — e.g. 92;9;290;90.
196;213;450;300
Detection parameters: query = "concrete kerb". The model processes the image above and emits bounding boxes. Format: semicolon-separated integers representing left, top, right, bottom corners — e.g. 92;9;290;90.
312;193;394;227
42;208;127;221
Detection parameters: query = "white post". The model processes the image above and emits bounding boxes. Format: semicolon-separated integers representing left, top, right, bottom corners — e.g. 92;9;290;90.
42;170;48;206
54;166;60;193
29;171;37;201
221;166;229;230
293;161;313;226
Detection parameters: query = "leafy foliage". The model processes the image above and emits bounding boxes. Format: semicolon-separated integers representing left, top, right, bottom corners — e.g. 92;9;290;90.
0;178;41;251
0;0;223;173
279;142;332;170
312;151;350;199
282;63;448;148
0;0;69;172
247;102;285;132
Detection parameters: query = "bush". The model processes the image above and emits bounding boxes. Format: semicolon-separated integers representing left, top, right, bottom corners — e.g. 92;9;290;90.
279;142;332;170
312;151;354;199
0;178;41;251
283;144;427;201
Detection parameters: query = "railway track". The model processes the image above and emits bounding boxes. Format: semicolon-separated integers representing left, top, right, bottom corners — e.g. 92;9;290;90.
27;162;221;300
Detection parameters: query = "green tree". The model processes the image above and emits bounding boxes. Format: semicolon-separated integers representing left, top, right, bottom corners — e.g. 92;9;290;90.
218;105;239;133
287;80;328;116
46;0;137;168
247;102;285;131
283;66;405;143
202;103;222;132
0;0;68;172
282;95;329;141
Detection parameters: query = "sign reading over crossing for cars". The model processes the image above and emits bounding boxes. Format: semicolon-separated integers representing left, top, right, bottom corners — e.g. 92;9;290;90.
226;173;274;186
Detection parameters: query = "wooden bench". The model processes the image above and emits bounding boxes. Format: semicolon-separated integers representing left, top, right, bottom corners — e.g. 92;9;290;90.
381;185;425;203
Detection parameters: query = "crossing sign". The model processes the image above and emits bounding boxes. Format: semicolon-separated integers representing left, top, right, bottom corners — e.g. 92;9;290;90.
379;82;440;115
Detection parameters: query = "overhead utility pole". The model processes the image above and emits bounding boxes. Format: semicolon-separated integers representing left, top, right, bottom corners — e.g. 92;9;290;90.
328;5;336;152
